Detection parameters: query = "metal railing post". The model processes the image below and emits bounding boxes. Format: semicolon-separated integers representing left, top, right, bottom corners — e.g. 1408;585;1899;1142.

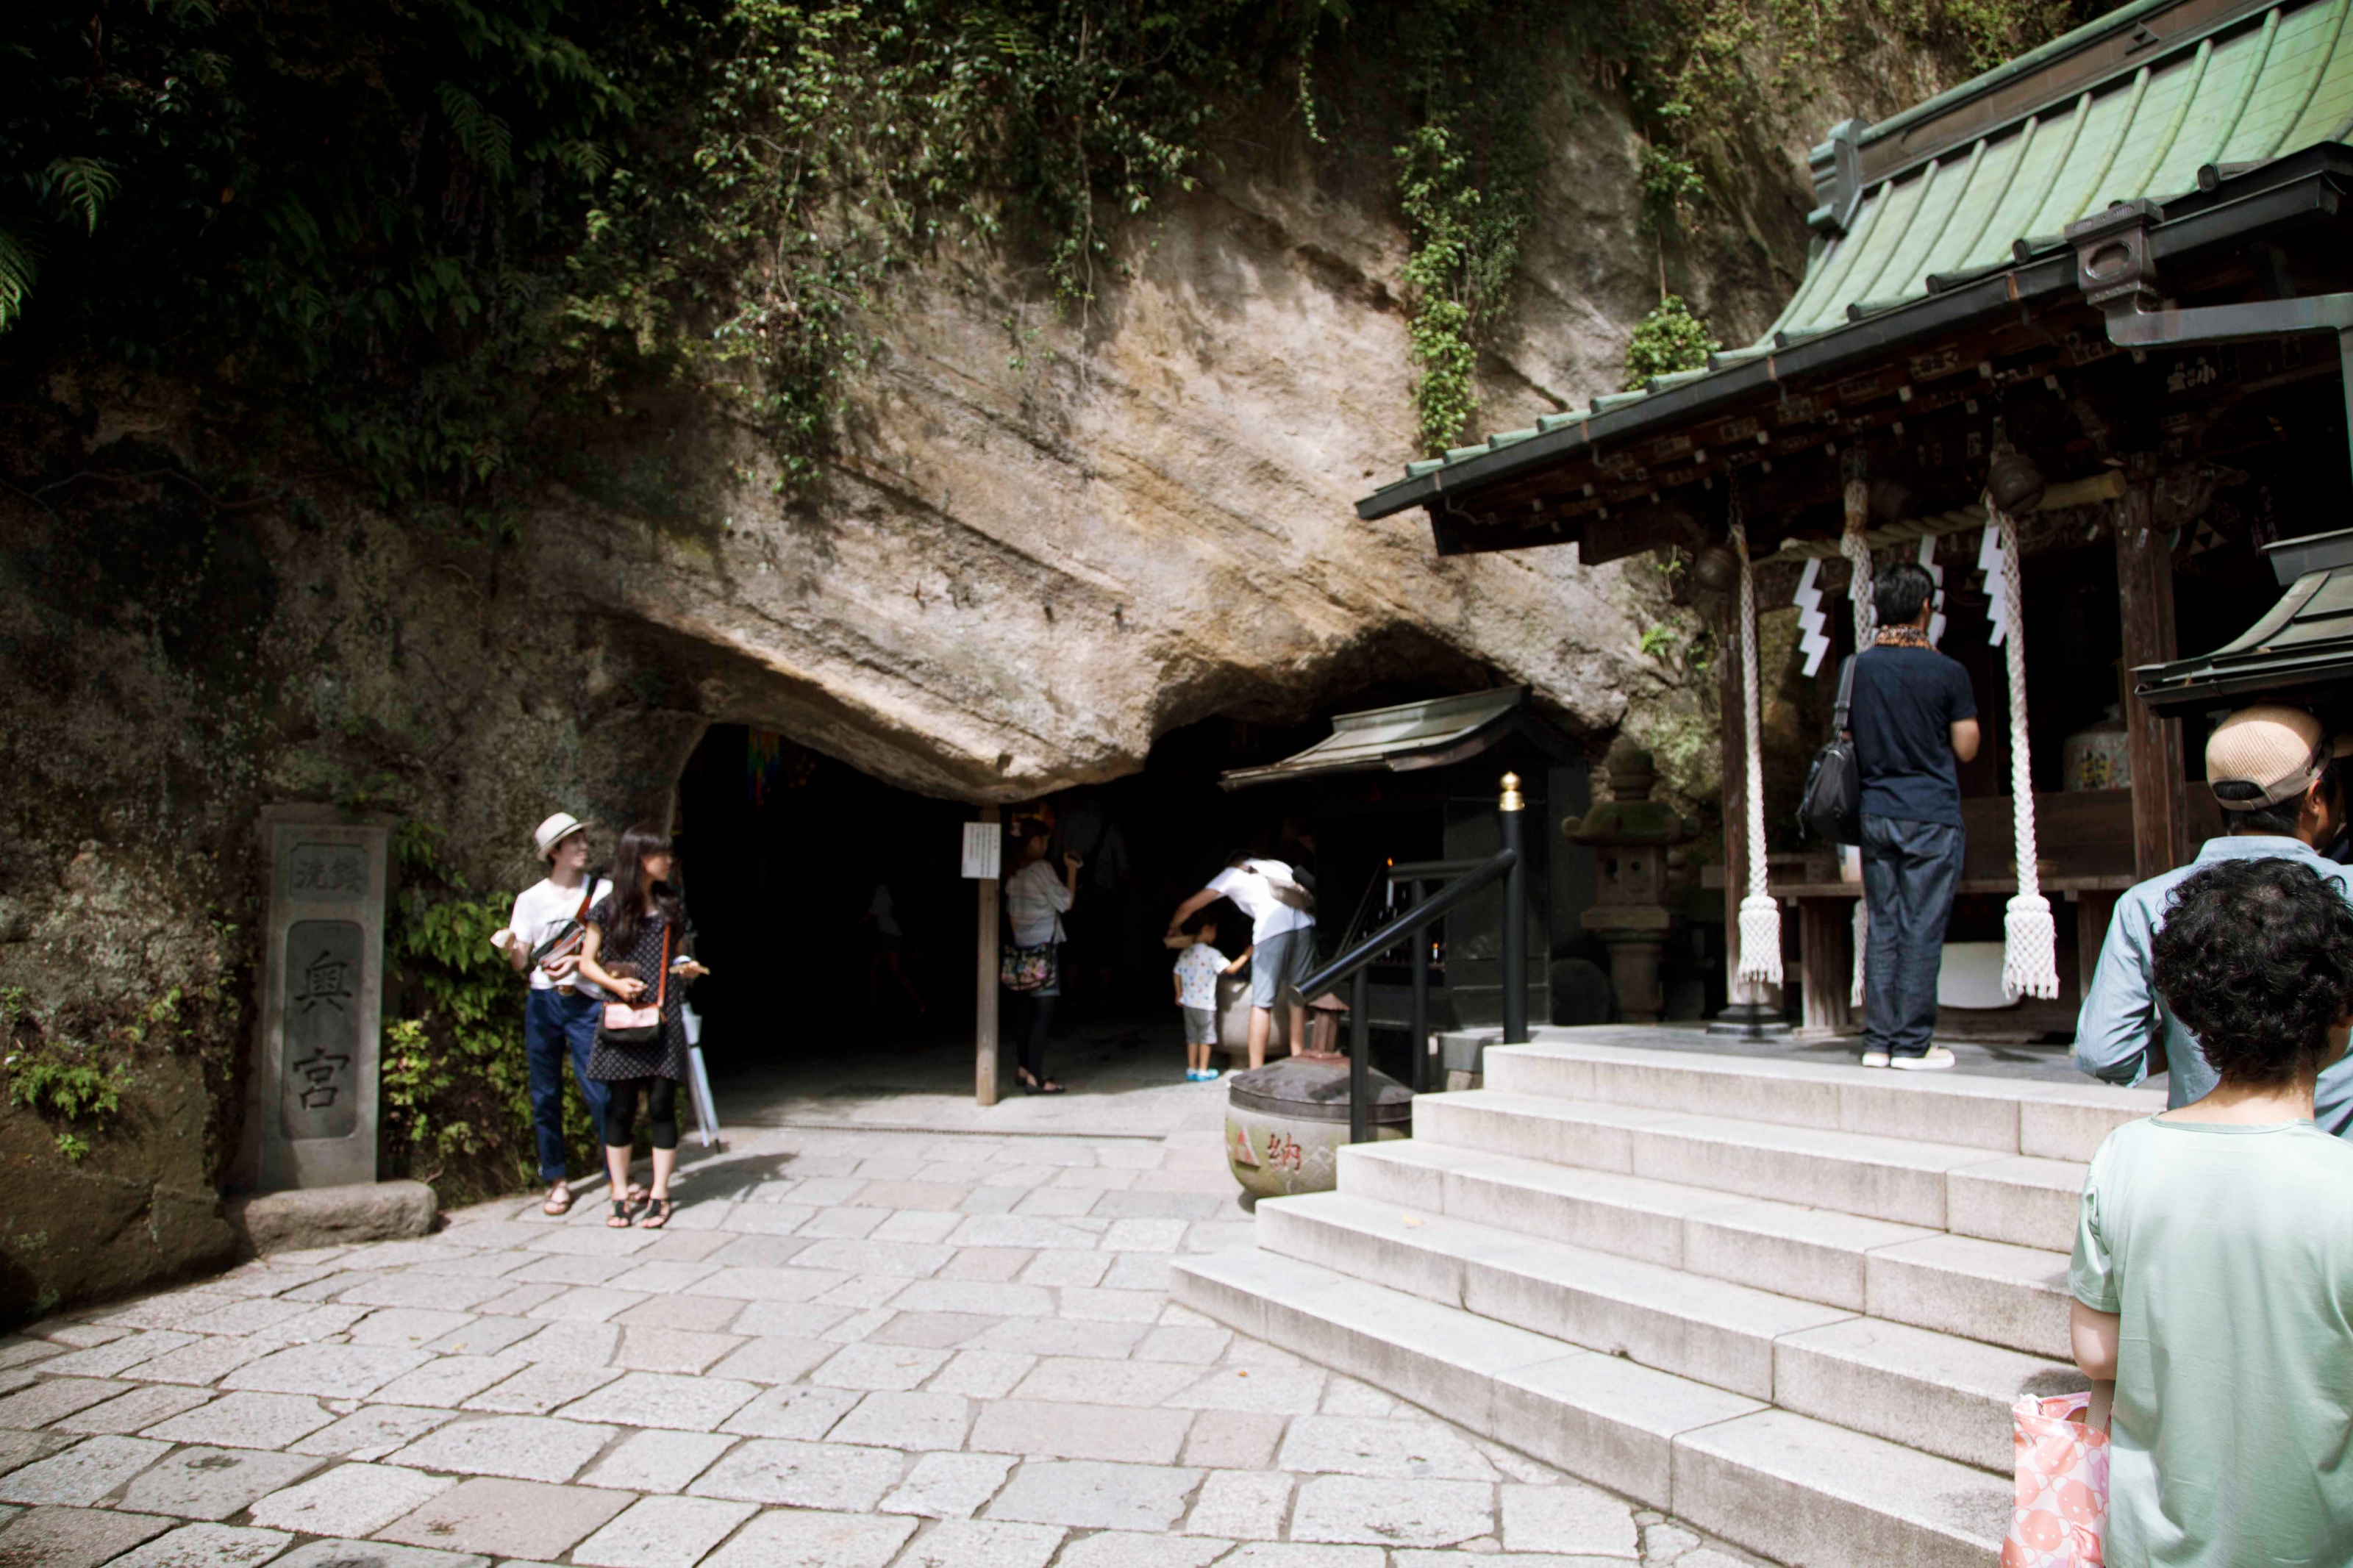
1408;881;1430;1095
1501;773;1529;1045
1349;967;1371;1145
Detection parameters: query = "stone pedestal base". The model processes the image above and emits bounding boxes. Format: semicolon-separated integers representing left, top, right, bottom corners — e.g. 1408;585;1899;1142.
1594;934;1667;1024
1707;1000;1793;1039
226;1180;435;1257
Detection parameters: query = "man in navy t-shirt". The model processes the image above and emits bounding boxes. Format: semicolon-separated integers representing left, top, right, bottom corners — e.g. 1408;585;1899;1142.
1849;562;1980;1070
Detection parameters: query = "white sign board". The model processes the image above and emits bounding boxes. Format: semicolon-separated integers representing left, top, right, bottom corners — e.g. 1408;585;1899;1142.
961;821;1002;880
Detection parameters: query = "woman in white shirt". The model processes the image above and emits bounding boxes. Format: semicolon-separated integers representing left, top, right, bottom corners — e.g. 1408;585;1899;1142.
1003;826;1080;1094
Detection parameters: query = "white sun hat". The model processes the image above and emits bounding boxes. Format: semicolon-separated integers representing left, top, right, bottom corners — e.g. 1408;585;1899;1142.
532;812;588;860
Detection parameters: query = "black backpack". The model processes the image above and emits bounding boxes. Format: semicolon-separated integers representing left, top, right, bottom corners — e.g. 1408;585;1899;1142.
1799;656;1863;845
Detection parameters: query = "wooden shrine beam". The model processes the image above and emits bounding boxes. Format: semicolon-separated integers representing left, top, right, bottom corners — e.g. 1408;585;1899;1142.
1427;332;2119;558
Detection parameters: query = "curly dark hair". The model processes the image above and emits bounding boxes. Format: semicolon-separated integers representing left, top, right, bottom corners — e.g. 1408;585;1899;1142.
2152;857;2353;1086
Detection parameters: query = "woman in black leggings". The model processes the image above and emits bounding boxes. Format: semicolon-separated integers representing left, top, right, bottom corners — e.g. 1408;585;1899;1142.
575;822;706;1228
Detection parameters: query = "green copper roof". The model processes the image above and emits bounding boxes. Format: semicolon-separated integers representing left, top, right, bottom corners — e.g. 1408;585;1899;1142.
1771;0;2353;340
1360;0;2353;509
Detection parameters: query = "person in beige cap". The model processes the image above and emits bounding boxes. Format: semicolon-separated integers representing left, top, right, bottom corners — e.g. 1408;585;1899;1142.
491;812;618;1215
2077;704;2353;1131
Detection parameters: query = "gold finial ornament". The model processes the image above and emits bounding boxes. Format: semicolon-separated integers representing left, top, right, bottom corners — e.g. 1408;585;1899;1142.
1499;772;1524;812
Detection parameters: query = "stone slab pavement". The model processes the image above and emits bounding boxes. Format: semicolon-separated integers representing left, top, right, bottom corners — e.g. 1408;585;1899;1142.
0;1109;1778;1568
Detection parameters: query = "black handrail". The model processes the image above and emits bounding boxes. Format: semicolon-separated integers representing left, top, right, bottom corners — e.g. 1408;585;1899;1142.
1286;776;1529;1144
1293;848;1515;1002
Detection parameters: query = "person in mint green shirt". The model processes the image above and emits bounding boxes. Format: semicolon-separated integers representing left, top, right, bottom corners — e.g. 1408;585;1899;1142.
2071;855;2353;1568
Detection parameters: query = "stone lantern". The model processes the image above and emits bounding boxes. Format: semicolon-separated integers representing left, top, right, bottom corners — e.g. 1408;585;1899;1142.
1563;739;1693;1023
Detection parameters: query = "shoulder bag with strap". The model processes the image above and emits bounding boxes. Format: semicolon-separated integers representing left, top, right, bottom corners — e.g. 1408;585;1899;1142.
1001;940;1056;993
1251;862;1317;914
999;864;1060;993
1799;655;1864;845
599;923;674;1045
529;882;597;973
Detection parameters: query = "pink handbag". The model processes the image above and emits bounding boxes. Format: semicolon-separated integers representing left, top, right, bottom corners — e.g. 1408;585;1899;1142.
599;927;673;1045
2004;1391;2109;1567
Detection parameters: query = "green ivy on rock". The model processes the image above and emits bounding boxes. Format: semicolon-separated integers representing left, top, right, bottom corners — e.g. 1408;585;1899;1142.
1624;293;1720;388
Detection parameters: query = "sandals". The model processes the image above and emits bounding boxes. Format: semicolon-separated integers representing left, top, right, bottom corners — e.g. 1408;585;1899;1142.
542;1182;574;1217
639;1198;674;1229
605;1199;633;1229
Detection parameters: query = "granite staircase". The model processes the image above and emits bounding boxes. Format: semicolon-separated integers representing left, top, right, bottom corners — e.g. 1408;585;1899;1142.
1170;1031;2166;1568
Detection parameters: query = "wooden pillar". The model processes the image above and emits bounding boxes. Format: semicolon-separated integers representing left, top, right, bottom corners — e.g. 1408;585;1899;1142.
2115;459;2188;878
1796;898;1857;1037
2077;890;2118;1000
976;806;1001;1106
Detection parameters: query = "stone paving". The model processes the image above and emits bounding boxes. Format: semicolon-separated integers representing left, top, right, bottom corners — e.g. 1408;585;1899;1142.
0;1114;1774;1568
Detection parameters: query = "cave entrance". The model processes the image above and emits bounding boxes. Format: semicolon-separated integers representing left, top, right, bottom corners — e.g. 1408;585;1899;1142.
672;679;1562;1111
674;727;975;1071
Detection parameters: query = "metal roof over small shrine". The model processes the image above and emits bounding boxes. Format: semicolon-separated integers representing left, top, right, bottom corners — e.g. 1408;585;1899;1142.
1355;0;2353;531
2137;527;2353;706
1218;687;1577;790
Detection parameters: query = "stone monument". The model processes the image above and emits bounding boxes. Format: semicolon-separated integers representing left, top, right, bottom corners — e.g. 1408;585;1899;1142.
245;808;389;1192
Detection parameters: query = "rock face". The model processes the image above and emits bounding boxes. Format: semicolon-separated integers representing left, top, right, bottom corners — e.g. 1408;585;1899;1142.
0;70;1807;1317
581;84;1799;803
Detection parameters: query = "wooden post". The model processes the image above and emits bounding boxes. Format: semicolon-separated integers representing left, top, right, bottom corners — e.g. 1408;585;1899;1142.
976;806;1001;1106
2116;459;2188;878
1796;897;1857;1037
2077;890;2118;1000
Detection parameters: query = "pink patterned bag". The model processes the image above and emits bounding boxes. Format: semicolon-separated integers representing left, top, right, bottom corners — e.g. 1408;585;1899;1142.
2004;1391;2109;1567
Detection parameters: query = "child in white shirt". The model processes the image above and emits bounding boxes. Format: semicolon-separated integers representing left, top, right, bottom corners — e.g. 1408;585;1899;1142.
1173;918;1250;1082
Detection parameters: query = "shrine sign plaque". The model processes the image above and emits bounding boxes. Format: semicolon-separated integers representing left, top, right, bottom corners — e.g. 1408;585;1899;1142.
254;818;388;1189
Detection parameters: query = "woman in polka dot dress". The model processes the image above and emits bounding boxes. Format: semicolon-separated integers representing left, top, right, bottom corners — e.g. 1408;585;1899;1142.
574;823;707;1228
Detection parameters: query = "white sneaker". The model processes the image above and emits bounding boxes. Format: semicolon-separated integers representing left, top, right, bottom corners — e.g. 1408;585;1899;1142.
1888;1047;1957;1072
1860;1050;1890;1068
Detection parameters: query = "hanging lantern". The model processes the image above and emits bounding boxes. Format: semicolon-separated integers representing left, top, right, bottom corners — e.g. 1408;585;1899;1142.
1986;444;2048;516
1690;543;1740;601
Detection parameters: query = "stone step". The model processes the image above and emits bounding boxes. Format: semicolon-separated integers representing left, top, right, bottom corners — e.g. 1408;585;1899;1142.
1496;1031;2163;1161
1413;1089;2082;1248
1259;1189;2077;1468
1340;1138;2072;1358
1259;1189;1852;1401
1170;1245;2011;1568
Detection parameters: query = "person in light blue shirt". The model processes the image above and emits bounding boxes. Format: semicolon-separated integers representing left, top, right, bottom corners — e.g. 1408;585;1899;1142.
2076;704;2353;1131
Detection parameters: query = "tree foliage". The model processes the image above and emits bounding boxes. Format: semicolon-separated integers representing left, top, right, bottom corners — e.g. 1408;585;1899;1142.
1;0;2104;507
2;0;1332;514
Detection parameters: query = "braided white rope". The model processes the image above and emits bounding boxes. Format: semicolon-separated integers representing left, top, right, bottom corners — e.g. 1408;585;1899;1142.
1842;480;1874;1011
1732;502;1782;989
1989;497;2061;1000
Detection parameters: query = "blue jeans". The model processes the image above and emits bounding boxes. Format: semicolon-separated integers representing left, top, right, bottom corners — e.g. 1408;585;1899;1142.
525;988;608;1181
1860;814;1964;1058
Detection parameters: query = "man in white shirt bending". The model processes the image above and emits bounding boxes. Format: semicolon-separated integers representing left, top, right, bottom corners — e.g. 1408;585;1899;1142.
1167;856;1316;1071
492;812;615;1217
